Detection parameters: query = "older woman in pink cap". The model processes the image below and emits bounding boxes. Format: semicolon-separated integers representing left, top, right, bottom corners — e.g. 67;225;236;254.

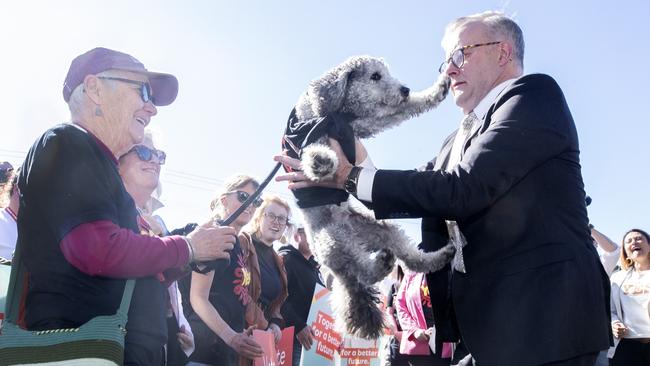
14;48;235;365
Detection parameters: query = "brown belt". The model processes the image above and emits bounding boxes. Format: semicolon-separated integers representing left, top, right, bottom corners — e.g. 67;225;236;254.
630;338;650;343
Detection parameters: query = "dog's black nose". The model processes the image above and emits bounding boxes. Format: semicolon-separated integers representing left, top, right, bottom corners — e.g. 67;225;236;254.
400;86;410;97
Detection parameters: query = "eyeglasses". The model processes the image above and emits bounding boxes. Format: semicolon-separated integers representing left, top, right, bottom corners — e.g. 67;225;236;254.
438;41;501;73
127;145;166;165
264;212;289;225
224;191;263;208
98;76;153;104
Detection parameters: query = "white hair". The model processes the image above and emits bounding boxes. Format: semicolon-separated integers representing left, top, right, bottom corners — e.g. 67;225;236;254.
443;11;525;69
66;70;126;117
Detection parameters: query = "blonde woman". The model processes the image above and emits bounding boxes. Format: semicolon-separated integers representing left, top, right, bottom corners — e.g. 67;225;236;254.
244;194;289;344
609;229;650;365
185;175;265;366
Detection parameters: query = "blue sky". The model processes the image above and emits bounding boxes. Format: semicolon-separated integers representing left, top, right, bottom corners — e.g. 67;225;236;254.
1;0;648;246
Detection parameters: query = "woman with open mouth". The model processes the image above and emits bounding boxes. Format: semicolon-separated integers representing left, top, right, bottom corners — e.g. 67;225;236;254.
609;228;650;365
243;195;290;348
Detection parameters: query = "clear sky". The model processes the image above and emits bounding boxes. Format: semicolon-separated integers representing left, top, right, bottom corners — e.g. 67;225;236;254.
1;0;648;246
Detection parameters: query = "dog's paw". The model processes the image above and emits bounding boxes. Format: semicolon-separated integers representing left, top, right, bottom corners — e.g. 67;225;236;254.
430;243;456;272
302;144;338;181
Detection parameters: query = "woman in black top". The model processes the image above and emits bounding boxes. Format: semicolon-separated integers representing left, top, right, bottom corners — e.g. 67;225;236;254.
185;175;264;366
244;194;289;345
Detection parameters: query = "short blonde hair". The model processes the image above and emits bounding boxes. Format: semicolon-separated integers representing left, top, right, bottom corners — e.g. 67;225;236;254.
246;194;292;242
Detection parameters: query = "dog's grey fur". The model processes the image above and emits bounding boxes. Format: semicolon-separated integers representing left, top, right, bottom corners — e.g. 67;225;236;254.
293;56;454;339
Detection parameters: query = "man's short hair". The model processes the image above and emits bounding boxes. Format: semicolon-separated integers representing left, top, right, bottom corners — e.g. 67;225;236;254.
443;11;525;69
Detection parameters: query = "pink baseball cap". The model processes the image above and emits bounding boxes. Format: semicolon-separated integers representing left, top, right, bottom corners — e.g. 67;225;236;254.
62;47;178;106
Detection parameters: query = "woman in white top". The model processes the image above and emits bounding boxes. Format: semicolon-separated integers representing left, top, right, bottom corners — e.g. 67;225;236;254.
609;228;650;365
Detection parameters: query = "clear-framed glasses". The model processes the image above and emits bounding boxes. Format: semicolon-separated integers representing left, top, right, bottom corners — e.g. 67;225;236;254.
224;190;263;208
127;145;166;165
98;76;153;104
264;212;289;226
438;41;501;73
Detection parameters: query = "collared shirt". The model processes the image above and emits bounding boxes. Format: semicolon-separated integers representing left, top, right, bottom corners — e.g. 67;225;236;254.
358;78;517;202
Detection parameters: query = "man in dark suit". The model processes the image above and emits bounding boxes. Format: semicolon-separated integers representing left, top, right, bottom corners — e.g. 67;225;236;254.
276;11;611;366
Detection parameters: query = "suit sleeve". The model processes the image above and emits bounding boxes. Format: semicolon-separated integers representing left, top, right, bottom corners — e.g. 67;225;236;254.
372;75;575;221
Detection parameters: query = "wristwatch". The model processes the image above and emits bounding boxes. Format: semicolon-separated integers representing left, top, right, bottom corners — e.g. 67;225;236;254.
344;166;362;196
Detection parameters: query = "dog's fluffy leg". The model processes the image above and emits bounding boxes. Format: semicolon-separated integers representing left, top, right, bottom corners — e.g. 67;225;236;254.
397;243;456;273
302;144;338;181
331;276;385;340
381;224;456;273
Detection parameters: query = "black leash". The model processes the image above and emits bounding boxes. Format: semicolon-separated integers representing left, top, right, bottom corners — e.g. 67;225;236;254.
190;162;283;274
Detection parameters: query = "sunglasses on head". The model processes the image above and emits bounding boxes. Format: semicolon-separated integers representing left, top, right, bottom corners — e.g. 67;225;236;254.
224;190;263;208
98;76;153;104
128;145;166;165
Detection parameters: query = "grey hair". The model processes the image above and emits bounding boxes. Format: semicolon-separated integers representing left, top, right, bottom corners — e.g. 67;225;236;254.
67;70;124;117
209;174;260;220
443;11;525;69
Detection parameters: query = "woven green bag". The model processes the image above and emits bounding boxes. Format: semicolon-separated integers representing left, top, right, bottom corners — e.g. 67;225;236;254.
0;240;135;365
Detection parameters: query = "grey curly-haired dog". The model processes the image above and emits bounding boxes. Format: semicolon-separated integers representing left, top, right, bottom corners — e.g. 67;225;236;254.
282;56;454;339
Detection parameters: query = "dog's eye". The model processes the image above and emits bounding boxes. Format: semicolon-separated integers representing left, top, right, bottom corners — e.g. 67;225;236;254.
370;72;382;81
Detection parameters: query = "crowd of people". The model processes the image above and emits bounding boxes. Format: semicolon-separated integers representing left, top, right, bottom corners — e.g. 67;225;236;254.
0;9;648;366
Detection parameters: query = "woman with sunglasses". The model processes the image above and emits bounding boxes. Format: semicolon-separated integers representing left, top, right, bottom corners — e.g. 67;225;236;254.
243;195;290;346
185;175;265;366
609;228;650;365
118;131;197;366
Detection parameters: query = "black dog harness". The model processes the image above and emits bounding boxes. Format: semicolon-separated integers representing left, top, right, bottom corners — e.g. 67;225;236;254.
282;108;357;208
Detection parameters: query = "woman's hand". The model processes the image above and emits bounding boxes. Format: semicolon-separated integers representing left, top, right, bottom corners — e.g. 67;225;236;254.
226;326;264;359
176;325;194;353
612;321;628;339
414;329;429;341
269;323;282;344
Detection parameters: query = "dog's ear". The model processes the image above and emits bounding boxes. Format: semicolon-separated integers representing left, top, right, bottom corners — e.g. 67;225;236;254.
308;61;356;116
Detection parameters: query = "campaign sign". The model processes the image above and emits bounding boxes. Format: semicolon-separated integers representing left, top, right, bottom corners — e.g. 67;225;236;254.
336;335;388;366
253;329;277;366
276;326;294;366
299;284;340;366
299;284;389;366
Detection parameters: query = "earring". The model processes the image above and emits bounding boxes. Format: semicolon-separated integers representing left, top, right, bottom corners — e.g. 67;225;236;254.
95;106;103;117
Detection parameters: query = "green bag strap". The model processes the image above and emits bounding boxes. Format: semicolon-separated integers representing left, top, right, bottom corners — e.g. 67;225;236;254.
4;237;136;323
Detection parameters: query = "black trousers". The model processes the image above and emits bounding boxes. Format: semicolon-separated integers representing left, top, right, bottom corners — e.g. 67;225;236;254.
611;338;650;366
458;351;599;366
124;342;164;366
540;351;599;366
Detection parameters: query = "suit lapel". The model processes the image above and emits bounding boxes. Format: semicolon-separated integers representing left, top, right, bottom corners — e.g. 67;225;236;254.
461;77;521;155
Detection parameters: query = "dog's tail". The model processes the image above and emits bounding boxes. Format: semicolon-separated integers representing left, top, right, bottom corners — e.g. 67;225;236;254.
331;277;385;340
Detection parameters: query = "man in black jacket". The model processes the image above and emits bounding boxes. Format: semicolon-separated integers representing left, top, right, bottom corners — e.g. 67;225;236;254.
276;11;611;366
279;225;324;366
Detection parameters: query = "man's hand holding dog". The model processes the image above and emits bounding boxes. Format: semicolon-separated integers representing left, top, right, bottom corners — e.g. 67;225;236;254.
275;138;368;190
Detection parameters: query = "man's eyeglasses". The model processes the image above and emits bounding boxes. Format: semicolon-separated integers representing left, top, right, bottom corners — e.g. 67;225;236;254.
438;41;501;73
98;76;153;104
264;212;289;225
128;145;166;165
224;191;263;208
